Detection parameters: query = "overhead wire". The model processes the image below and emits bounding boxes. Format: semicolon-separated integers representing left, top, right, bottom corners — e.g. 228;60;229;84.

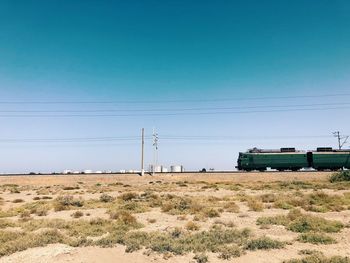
0;106;349;117
0;93;349;104
0;102;349;113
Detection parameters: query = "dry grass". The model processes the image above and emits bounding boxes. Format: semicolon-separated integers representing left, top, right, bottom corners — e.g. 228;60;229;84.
283;252;350;263
247;198;264;212
53;195;84;211
12;199;24;203
0;173;349;261
71;211;84;218
186;221;200;231
297;232;336;244
257;209;344;233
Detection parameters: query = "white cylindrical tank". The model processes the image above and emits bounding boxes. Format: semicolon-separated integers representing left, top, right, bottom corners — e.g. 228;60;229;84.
170;165;183;172
162;167;168;173
150;165;162;173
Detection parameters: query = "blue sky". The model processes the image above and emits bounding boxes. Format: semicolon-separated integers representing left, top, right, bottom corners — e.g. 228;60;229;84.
0;0;349;173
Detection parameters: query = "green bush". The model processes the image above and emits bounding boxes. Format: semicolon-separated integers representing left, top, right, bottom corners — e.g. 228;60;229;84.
245;236;285;250
257;209;344;233
218;245;241;259
193;253;208;263
99;194;115;203
297;232;336;244
283;254;350;263
330;171;350;183
288;216;343;233
54;195;84;211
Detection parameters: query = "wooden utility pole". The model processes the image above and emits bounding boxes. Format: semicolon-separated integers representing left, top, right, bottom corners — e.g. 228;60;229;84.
141;128;145;176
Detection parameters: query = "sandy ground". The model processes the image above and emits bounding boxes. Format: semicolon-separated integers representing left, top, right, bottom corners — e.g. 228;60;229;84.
0;171;332;186
0;171;349;263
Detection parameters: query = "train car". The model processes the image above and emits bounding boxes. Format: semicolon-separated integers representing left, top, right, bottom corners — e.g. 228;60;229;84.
236;148;309;171
237;147;350;171
312;147;350;170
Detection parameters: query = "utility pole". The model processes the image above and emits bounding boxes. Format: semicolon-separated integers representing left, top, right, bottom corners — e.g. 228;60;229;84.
141;128;145;176
152;128;159;176
333;131;349;150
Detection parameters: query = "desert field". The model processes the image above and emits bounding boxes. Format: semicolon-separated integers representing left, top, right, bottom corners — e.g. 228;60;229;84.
0;172;349;263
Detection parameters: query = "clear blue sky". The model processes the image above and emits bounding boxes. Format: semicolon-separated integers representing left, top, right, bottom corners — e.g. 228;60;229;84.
0;0;349;173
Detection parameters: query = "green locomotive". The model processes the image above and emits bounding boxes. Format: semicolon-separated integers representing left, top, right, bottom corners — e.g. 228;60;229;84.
236;147;350;171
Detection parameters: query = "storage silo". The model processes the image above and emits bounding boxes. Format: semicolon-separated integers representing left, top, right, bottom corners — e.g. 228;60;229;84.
170;165;184;172
150;165;163;173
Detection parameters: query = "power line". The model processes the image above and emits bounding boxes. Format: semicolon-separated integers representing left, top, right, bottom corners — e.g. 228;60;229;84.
0;93;349;104
0;102;349;113
0;106;349;117
0;136;152;143
0;134;335;143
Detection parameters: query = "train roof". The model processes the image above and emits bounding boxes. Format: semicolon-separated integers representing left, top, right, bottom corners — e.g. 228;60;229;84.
245;147;350;153
247;147;302;153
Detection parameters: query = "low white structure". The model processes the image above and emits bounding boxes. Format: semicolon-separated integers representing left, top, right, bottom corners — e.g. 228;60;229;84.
149;165;163;173
170;165;184;172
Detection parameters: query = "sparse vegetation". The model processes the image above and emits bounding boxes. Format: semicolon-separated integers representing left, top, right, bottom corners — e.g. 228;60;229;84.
109;210;138;226
297;232;336;244
71;211;84;218
12;199;24;203
283;253;350;263
245;236;285;250
54;195;84;211
223;201;240;213
330;170;350;183
193;253;208;263
218;245;242;259
99;194;115;203
0;173;349;260
119;192;138;201
186;221;200;231
247;198;264;212
62;186;80;191
257;209;344;233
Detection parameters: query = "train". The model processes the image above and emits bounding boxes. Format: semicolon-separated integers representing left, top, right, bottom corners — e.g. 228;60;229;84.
236;147;350;171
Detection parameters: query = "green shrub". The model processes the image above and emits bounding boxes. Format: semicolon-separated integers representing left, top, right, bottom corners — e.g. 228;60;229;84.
54;195;84;211
257;209;344;233
35;206;49;216
62;186;80;190
297;232;336;244
288;216;343;233
186;221;199;231
223;201;240;213
203;208;220;218
257;215;290;226
218;245;241;259
245;237;285;250
283;254;350;263
0;229;67;257
119;192;138;201
12;199;24;203
247;198;264;212
259;193;276;203
330;171;350;183
99;194;115;203
109;210;138;225
71;211;84;218
0;219;16;229
193;253;208;263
